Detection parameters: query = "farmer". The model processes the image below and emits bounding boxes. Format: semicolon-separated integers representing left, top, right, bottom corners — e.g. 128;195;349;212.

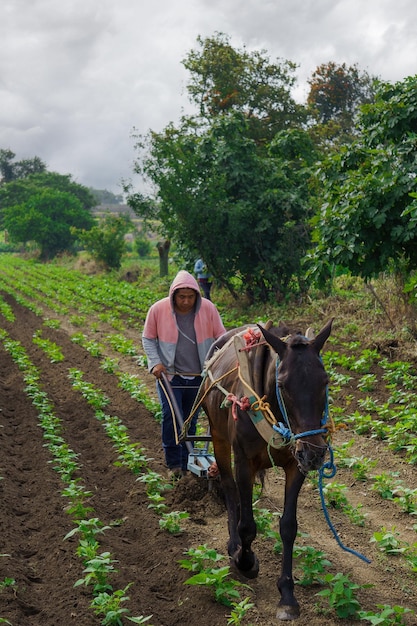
194;258;213;300
142;270;226;478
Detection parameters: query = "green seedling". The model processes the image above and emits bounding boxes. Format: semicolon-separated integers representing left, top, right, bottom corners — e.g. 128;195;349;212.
227;597;255;625
69;314;87;326
105;333;137;356
179;544;224;573
76;538;100;563
293;544;332;585
371;473;398;500
32;329;64;362
147;492;168;513
65;517;112;543
159;511;189;534
316;572;364;619
392;486;417;515
75;552;117;593
83;340;105;357
100;357;120;374
323;481;366;526
357;373;377;392
0;297;15;321
358;603;412;625
185;565;251;607
136;470;172;495
90;585;132;625
0;577;15;591
370;528;407;555
252;504;282;553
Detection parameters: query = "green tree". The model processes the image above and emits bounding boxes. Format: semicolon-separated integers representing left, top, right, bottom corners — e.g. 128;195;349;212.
0;171;96;229
4;188;94;259
128;35;314;302
307;75;417;286
182;32;304;144
74;213;133;270
0;149;46;183
130;113;315;301
307;62;377;147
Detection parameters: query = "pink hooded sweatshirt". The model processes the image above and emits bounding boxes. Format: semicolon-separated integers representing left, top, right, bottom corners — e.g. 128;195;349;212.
142;270;226;375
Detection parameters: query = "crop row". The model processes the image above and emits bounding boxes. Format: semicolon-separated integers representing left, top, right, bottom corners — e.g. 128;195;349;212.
1;326;413;623
1;256;417;623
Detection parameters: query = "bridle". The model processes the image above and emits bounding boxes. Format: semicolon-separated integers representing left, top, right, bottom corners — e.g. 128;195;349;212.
273;355;330;444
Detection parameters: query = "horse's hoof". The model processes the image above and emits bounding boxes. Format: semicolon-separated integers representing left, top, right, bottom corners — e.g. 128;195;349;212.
276;604;300;620
230;555;259;579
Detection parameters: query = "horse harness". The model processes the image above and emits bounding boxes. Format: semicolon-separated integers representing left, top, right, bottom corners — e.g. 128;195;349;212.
182;326;333;450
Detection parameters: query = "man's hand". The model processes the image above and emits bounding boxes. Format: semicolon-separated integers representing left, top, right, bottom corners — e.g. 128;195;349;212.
151;363;166;379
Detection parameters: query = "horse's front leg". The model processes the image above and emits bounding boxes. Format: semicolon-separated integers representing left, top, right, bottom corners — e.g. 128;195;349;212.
277;465;305;621
231;451;259;579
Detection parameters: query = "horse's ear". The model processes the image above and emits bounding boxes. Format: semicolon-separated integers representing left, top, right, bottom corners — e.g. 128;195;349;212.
258;319;273;330
305;327;315;340
257;324;287;360
311;318;334;353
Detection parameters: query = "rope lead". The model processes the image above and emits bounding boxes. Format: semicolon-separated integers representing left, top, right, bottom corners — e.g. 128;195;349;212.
318;446;371;564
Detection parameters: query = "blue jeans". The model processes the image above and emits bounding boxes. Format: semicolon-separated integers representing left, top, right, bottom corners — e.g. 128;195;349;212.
157;375;201;471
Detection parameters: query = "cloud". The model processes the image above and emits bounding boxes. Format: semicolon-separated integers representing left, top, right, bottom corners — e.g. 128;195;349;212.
1;0;417;194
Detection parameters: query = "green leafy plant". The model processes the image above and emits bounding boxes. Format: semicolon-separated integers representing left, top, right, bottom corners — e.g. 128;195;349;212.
358;603;412;625
226;597;255;625
185;566;251;607
316;572;364;618
159;511;189;534
0;577;16;591
293;544;332;585
74;552;118;594
370;528;406;555
371;473;398;500
179;544;224;573
90;585;135;625
323;482;366;525
32;329;64;362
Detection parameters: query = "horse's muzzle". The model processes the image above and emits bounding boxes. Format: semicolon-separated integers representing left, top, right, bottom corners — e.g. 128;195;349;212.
295;438;327;474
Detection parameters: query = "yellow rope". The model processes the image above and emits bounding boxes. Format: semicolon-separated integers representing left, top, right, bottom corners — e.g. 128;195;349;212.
236;366;277;425
180;364;239;438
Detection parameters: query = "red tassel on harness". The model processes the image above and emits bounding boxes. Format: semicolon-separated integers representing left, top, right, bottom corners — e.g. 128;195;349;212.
226;394;251;420
242;327;262;349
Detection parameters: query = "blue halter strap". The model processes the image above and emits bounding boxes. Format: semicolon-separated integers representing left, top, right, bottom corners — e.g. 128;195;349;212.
272;357;329;442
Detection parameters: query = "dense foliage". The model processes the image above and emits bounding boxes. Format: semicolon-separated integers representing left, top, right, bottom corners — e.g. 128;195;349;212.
128;34;315;302
307;62;377;145
0;171;96;258
73;212;134;270
0;148;46;183
308;76;417;284
4;188;94;259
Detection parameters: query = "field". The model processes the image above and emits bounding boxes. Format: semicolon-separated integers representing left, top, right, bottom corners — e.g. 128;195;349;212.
0;256;416;626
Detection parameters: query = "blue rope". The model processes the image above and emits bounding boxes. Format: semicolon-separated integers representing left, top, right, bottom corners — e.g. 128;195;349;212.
273;422;328;440
274;349;370;563
318;446;371;563
274;357;330;442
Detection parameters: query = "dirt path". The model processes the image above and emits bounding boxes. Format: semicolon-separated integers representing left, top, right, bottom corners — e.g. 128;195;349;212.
0;293;416;625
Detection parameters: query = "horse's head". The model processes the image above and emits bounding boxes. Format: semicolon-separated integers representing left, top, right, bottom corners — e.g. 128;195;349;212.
259;319;333;474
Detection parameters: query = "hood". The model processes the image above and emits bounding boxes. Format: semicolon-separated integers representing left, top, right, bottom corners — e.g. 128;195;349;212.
169;270;201;308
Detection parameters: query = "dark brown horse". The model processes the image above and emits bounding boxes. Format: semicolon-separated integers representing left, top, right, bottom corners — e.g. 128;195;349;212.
200;319;333;620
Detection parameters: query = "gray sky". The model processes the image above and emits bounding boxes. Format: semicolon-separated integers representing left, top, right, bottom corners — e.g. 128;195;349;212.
2;0;417;194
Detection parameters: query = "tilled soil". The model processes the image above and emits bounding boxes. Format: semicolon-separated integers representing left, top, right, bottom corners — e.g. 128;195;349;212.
0;293;416;625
